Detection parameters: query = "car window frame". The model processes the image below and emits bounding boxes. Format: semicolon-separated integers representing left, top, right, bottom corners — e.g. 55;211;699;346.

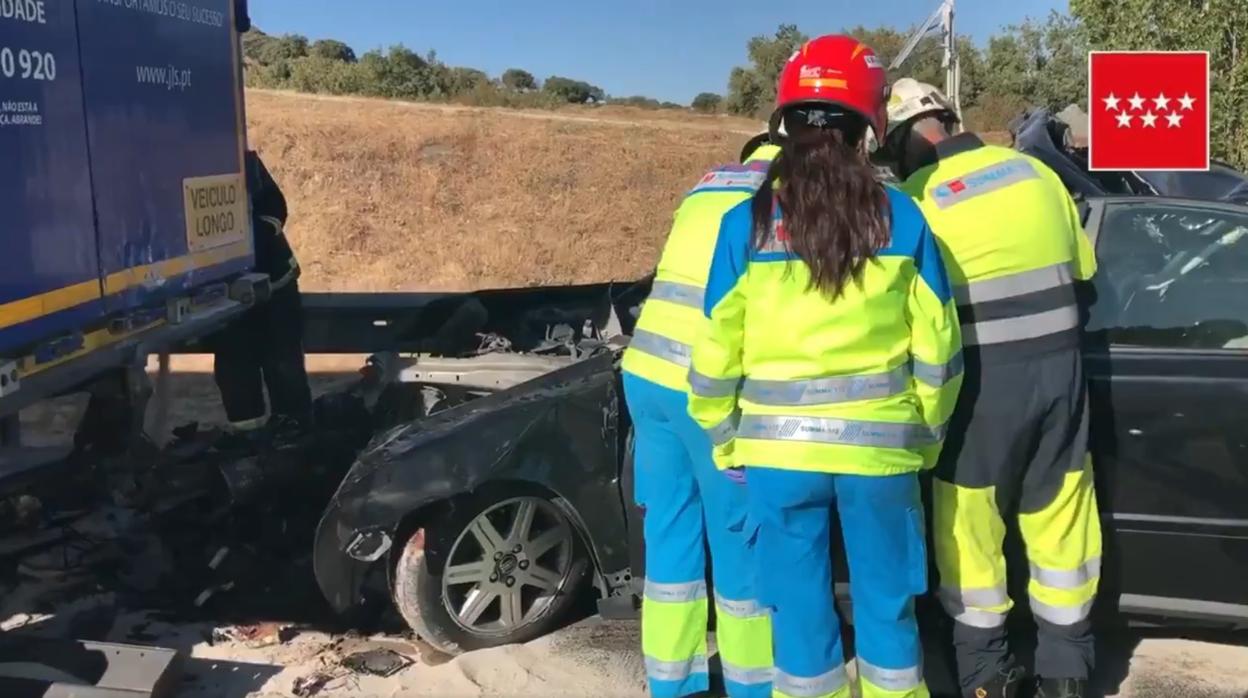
1082;195;1248;357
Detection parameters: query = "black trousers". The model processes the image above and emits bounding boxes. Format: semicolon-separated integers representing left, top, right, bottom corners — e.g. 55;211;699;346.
933;348;1100;694
212;283;313;429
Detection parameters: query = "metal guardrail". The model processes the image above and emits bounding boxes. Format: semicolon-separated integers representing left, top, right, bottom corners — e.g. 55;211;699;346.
170;280;649;356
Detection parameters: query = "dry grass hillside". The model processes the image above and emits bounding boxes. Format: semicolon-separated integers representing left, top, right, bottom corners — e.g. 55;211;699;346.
245;90;760;291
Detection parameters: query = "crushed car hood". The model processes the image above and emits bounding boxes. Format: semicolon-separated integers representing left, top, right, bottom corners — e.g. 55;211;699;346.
1011;107;1248;204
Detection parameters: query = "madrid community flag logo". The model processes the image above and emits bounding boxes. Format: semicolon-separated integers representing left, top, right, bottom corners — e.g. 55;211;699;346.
1088;51;1210;171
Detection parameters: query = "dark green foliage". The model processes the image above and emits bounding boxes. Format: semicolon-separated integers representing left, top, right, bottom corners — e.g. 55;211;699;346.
310;39;356;63
692;92;723;113
726;16;1090;132
543;76;606;104
501;68;538;91
1071;0;1247;167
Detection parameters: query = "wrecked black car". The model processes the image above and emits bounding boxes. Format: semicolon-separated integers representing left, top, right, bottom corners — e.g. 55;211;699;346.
306;284;646;653
308;122;1248;655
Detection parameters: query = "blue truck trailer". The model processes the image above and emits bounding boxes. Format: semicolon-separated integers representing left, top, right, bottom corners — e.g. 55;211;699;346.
0;0;263;426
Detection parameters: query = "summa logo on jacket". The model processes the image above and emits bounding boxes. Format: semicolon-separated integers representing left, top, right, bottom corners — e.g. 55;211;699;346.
930;159;1040;209
900;133;1097;359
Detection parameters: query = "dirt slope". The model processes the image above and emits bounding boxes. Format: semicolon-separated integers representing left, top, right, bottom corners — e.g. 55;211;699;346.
245;90;759;292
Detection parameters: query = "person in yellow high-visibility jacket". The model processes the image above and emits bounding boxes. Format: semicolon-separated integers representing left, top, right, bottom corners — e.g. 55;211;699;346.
884;78;1103;698
619;136;778;696
688;36;963;698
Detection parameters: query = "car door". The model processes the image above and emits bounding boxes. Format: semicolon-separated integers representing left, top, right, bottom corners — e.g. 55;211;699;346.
1082;196;1248;623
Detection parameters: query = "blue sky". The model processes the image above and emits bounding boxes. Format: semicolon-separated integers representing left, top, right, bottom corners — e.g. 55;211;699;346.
249;0;1069;103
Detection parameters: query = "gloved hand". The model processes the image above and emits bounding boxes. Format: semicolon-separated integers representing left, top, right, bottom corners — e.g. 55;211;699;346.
724;467;746;485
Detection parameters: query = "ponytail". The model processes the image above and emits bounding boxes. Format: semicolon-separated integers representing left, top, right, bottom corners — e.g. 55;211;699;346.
751;127;891;299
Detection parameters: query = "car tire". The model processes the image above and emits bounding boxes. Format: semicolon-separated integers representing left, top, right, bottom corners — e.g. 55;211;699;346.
392;490;591;655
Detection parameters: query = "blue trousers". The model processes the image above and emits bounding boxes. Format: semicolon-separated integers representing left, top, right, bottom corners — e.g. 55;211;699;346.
623;373;772;698
746;467;930;698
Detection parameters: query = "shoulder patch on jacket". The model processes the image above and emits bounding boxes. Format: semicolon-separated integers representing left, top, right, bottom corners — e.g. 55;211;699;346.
688;160;771;195
929;158;1039;210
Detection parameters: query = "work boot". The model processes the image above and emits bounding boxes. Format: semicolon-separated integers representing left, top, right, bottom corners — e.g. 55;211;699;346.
266;414;309;449
211;428;264;454
969;664;1027;698
1035;678;1088;698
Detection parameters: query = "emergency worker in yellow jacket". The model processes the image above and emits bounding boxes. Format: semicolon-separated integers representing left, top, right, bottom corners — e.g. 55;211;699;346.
689;36;963;698
619;137;779;696
885;78;1102;698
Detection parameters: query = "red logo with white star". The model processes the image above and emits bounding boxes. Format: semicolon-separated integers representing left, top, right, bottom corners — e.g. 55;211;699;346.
1088;51;1210;171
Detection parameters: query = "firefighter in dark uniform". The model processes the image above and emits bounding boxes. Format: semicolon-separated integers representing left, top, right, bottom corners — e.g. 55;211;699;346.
212;151;313;448
885;79;1102;698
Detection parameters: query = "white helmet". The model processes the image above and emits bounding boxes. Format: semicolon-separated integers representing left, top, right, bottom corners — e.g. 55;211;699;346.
885;78;958;142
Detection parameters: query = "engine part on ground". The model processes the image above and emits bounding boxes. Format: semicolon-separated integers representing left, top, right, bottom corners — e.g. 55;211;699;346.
16;506;139;581
341;647;414;677
17;537;119;582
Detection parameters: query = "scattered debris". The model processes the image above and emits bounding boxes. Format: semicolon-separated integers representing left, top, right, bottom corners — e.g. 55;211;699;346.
242;622;298;648
209;622;297;648
11;494;43;526
341;647;414;677
291;668;349;697
17;536;116;581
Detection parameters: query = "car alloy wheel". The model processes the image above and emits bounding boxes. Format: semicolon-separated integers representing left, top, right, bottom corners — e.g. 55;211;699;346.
440;496;576;636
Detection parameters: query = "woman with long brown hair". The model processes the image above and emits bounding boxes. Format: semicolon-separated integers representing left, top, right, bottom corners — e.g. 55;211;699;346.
687;35;963;698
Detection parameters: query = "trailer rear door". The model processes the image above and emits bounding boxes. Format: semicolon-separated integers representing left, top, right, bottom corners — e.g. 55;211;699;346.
74;0;253;315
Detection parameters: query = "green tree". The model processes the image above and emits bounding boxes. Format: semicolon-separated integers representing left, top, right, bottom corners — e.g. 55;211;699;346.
309;39;356;63
501;68;538;91
254;34;308;65
242;28;274;63
838;26;983;108
692;92;723;113
612;95;663;109
1071;0;1248;167
847;25;945;87
726;66;768;117
287;57;368;94
447;67;489;96
1021;12;1089;110
544;76;604;103
981;32;1030;100
726;24;809;116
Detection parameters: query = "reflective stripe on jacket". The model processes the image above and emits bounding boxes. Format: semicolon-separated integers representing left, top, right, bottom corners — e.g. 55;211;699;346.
256;214;301;292
898;134;1098;360
621;145;781;392
687;187;964;476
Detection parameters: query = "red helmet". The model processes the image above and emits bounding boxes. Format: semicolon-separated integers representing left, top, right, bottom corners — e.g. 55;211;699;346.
773;34;889;139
